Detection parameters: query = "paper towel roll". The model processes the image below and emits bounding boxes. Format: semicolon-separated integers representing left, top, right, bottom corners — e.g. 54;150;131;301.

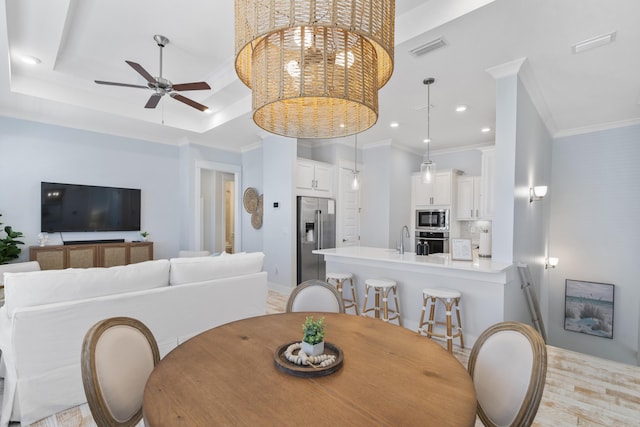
479;231;491;258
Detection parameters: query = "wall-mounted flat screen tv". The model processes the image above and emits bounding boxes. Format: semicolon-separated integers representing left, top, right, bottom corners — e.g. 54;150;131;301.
41;182;141;232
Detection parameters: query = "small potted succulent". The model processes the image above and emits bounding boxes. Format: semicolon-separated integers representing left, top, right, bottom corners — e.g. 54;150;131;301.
301;316;325;356
140;231;149;242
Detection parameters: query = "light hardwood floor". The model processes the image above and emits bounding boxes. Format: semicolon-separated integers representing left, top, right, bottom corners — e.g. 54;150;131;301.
14;290;640;426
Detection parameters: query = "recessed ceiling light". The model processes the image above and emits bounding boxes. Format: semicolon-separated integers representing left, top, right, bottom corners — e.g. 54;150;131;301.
481;127;491;133
21;55;41;65
423;138;431;143
390;122;399;128
455;105;467;113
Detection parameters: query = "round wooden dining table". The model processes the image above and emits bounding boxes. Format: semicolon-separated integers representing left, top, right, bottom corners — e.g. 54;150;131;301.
143;312;477;426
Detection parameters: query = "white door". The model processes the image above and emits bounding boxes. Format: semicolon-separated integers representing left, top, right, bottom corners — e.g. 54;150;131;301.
337;166;360;247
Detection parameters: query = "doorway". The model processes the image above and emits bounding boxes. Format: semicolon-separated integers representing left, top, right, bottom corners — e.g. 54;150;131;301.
195;161;241;254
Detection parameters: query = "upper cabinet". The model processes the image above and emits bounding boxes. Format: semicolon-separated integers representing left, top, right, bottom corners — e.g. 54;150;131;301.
479;147;495;220
456;176;481;220
412;170;455;207
296;158;334;197
456;147;495;220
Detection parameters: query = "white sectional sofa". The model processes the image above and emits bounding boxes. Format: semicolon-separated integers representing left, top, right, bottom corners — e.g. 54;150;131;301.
0;252;267;426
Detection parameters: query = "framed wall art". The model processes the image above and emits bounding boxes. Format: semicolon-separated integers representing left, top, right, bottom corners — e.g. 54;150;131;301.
564;279;614;339
451;238;473;261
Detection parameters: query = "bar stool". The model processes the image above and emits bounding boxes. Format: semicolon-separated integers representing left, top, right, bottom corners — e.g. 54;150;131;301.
417;288;464;353
325;272;359;315
361;279;402;326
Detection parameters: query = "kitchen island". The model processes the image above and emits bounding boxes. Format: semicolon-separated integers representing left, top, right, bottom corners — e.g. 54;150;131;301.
314;246;529;345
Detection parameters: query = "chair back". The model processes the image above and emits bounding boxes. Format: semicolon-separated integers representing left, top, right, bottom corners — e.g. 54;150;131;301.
286;280;345;313
467;321;547;427
81;317;160;427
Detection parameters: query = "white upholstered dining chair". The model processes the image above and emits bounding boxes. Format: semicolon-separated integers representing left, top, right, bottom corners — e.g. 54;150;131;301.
286;280;345;313
81;317;160;427
467;321;547;427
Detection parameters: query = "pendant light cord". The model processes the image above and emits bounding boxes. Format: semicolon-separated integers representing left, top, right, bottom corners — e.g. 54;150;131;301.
424;77;434;161
354;133;358;173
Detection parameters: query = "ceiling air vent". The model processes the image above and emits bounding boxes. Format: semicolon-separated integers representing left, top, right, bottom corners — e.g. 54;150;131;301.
572;31;616;54
409;37;447;57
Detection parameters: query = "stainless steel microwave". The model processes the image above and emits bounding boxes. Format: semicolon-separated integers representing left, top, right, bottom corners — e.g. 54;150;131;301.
416;209;450;231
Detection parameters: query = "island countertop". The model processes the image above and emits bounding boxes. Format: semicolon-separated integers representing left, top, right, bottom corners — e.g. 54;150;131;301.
314;246;512;274
313;246;526;345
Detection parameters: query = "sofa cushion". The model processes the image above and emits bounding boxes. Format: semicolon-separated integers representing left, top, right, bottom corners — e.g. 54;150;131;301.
4;260;170;317
0;261;41;286
169;252;264;286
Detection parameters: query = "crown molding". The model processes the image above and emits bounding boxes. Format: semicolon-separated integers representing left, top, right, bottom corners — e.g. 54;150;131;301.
553;118;640;139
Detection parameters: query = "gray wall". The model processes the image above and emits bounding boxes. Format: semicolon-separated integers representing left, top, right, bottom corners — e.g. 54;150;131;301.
549;124;640;364
0;117;182;260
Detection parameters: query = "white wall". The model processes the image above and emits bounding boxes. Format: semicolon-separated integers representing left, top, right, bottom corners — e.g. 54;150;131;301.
549;124;640;364
359;142;421;249
488;67;553;334
431;149;483;176
389;146;422;248
241;146;264;253
512;76;553;331
0;117;182;260
492;74;518;263
261;136;297;290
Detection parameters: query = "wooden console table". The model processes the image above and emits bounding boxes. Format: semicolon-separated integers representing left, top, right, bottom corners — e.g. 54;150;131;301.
30;242;153;270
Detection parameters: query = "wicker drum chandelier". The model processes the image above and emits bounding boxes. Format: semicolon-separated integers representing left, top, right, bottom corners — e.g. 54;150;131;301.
235;0;395;139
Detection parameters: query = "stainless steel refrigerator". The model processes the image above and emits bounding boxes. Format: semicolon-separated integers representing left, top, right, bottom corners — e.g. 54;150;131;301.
297;196;336;284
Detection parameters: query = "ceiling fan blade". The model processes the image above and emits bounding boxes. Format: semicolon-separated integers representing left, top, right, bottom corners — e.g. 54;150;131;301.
95;80;149;89
145;94;163;109
125;60;156;84
170;93;208;112
172;82;211;91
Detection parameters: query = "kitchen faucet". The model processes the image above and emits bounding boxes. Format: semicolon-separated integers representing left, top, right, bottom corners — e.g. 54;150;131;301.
399;225;410;254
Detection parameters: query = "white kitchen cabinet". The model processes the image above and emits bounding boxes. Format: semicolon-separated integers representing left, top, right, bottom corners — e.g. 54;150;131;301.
456;176;481;220
479;147;495;220
296;158;334;197
413;170;454;207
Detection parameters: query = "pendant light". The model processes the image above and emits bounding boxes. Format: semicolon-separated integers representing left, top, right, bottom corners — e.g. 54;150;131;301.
352;133;360;190
235;0;395;139
420;77;436;183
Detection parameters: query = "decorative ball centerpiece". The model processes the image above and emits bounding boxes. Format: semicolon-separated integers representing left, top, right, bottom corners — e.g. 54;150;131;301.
274;315;344;376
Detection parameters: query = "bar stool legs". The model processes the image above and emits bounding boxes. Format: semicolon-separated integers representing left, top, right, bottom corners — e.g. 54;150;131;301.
418;288;464;353
361;279;402;326
326;272;359;315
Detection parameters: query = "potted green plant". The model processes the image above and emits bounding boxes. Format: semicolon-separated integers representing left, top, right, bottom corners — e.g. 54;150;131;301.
140;231;149;242
0;214;24;264
301;316;325;356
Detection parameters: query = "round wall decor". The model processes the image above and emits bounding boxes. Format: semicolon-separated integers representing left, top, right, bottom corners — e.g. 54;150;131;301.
243;187;258;213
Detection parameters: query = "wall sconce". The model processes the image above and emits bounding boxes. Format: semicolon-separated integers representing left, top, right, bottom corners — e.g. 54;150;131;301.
545;257;559;269
529;185;548;203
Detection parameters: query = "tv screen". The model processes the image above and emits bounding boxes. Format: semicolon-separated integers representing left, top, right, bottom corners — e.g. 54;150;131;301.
41;182;141;232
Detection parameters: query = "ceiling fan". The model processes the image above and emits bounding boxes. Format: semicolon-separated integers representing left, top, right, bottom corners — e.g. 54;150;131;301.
95;34;211;112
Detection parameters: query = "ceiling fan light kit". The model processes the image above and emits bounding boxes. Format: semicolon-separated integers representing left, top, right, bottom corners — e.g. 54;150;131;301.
95;35;211;112
234;0;395;139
